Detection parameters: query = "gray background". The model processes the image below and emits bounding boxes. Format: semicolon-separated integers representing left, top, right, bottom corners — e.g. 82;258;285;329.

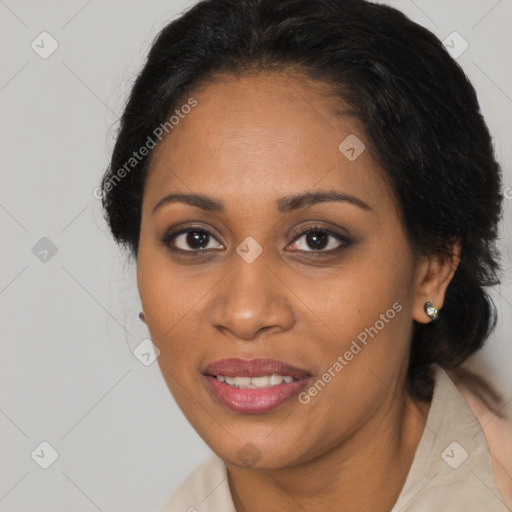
1;0;511;510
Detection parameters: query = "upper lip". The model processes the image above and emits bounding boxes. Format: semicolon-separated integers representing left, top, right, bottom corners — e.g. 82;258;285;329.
202;358;311;379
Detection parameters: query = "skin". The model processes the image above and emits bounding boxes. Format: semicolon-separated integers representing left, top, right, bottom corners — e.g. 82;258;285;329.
136;70;460;511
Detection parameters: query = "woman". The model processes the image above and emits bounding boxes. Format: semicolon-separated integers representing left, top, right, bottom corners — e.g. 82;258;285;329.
99;0;511;510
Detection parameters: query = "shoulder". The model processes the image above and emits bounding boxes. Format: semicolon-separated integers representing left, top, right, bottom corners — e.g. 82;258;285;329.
158;454;234;512
446;366;512;506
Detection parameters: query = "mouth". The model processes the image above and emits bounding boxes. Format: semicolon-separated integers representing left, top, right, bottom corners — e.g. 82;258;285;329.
202;358;311;414
211;374;299;388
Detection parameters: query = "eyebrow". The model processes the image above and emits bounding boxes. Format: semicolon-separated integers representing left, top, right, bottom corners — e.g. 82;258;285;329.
151;190;371;216
152;193;225;215
277;190;371;213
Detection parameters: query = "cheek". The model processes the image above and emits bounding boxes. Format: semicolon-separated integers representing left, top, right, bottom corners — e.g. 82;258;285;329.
138;258;212;419
288;274;413;458
136;244;208;363
298;251;412;349
288;244;415;408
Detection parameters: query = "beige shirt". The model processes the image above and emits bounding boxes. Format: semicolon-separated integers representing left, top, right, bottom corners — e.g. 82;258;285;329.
159;365;510;511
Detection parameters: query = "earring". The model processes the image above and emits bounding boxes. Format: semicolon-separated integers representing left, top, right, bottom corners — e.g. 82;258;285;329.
424;302;439;321
138;311;145;322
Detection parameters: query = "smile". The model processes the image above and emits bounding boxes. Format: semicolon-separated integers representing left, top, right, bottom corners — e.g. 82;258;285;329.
202;358;312;414
214;374;298;389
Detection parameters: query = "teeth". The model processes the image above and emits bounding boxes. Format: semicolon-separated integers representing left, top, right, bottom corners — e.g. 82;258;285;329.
215;374;299;389
251;376;271;387
269;375;284;386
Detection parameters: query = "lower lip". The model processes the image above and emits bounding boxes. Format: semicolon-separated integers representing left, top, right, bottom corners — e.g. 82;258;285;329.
204;375;310;414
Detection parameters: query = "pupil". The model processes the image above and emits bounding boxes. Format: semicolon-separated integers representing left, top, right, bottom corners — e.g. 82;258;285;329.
307;231;328;250
187;231;208;249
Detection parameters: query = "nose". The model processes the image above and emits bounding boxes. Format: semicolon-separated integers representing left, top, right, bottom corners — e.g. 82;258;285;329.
208;251;295;341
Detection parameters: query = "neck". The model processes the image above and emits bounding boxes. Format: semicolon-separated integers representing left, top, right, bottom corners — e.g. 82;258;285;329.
226;383;431;512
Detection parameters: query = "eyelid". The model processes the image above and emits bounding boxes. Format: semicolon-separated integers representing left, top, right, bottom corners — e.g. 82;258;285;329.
162;224;225;252
287;225;352;252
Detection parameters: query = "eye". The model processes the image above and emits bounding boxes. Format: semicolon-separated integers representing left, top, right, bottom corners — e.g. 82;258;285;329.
163;227;224;252
288;226;351;253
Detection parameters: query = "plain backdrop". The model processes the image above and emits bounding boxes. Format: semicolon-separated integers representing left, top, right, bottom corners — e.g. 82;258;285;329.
1;0;511;510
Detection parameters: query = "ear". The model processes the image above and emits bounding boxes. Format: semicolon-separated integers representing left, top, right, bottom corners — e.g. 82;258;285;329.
412;238;461;324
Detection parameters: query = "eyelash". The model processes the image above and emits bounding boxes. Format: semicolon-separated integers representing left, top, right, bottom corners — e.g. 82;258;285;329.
162;225;352;255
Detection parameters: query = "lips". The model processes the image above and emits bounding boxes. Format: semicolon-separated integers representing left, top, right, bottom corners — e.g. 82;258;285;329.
202;358;311;414
202;358;311;379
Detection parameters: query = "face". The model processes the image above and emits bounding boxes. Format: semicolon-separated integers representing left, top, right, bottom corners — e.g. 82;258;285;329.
137;71;438;469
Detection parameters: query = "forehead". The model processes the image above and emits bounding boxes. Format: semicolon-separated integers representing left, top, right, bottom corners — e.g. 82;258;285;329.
143;71;392;214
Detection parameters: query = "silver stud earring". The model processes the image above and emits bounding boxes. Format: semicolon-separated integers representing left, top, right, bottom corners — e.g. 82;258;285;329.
424;302;439;321
138;311;145;322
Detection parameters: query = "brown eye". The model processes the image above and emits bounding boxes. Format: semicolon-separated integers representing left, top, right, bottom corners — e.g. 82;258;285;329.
304;231;329;250
288;227;351;253
165;228;223;252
